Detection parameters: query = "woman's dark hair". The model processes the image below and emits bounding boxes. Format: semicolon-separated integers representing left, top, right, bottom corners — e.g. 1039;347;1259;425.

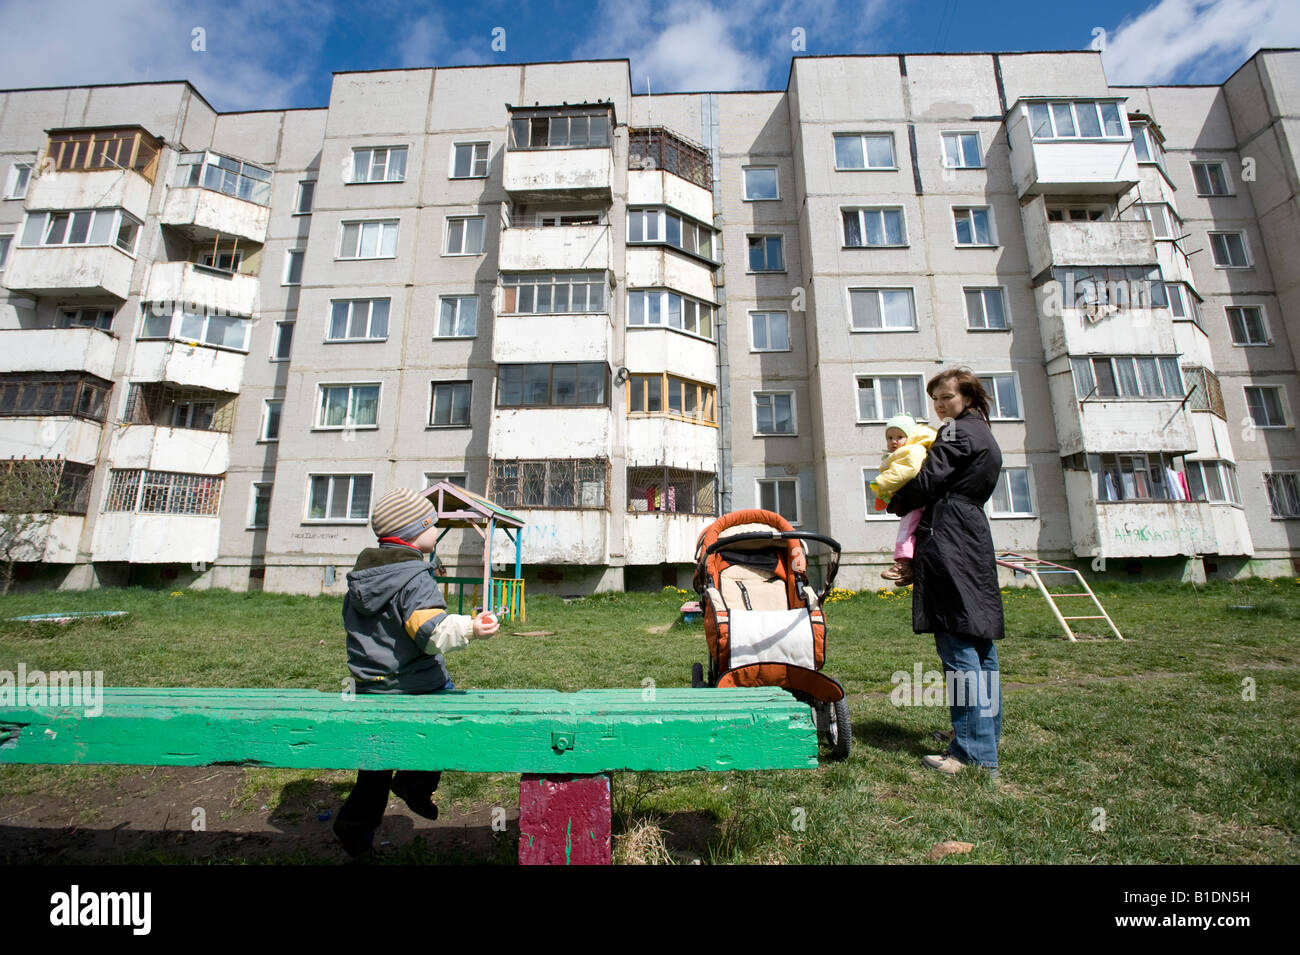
927;366;991;421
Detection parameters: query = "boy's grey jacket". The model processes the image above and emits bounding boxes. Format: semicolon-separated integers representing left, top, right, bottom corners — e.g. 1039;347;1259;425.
342;544;473;693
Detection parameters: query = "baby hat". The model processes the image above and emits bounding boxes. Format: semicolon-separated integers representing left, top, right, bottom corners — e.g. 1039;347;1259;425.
884;412;917;438
371;487;436;540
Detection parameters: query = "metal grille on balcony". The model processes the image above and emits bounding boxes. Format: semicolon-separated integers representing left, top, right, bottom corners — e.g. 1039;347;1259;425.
104;469;223;515
627;466;716;515
489;458;609;509
629;127;712;189
1;457;93;515
122;383;236;432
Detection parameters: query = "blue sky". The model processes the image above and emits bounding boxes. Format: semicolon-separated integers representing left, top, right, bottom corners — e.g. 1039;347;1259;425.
1;0;1297;112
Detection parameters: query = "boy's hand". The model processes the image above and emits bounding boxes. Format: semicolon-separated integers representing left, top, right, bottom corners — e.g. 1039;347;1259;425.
472;612;499;638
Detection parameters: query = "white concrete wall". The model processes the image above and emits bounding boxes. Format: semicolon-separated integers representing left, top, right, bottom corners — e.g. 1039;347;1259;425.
624;512;712;564
625;418;717;468
0;327;118;378
1;416;104;462
622;327;716;382
508;509;609;563
627;170;713;223
91;512;221;563
159;187;270;244
129;340;246;393
25;169;152;221
504;148;613;196
491;313;612;363
498;225;611;271
145;262;259;317
625;246;716;302
109;425;230;474
3;245;134;300
488;408;610;458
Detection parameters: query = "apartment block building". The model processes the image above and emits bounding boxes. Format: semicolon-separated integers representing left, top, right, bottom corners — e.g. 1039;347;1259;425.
1;49;1297;595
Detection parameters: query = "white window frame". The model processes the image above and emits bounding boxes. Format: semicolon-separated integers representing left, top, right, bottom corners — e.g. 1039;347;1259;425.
1027;100;1127;140
315;382;381;431
1226;304;1270;346
5;161;33;199
626;206;715;261
0;233;12;271
753;391;796;436
295;180;315;215
847;288;917;332
627;289;715;340
18;208;141;255
1071;356;1185;399
429;380;472;429
450;142;490;179
1264;472;1300;518
749;310;790;352
259;399;282;442
953;205;996;246
842;206;907;248
833;132;896;170
304;473;374;523
1130;124;1163;166
138;305;252;353
444;215;486;256
327;298;390;342
862;467;896;521
337;219;399;260
350;146;407;184
437;295;478;338
987;467;1035;517
59;306;114;332
746;233;784;272
271;321;294;361
941;131;982;169
283;249;304;285
743;166;779;201
247;481;272;529
1244;385;1289;428
964;287;1009;330
1190;160;1232;196
980;372;1023;421
756;477;800;525
425;472;468;491
1138;203;1181;240
1208;230;1251;269
855;375;927;423
501;272;605;315
1184;459;1242;505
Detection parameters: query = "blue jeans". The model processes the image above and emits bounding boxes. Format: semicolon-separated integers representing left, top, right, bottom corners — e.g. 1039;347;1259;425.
933;631;1001;769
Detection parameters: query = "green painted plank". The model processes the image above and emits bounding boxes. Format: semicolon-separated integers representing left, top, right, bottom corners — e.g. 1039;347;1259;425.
0;688;818;773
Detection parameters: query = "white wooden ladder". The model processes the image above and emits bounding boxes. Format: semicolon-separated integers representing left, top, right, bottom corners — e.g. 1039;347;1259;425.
996;552;1124;642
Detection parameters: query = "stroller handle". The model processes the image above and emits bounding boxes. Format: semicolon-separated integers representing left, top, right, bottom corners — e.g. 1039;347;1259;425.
696;530;843;602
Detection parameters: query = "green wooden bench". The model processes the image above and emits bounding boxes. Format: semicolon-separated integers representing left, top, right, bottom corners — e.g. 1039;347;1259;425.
0;686;818;864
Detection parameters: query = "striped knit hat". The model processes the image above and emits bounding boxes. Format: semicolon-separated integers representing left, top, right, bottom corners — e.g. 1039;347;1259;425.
370;487;436;541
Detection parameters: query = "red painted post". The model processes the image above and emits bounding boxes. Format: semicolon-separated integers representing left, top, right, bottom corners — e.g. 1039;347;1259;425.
518;774;611;865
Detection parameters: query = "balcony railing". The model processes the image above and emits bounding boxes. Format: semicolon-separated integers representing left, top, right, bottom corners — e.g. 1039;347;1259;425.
629;127;711;189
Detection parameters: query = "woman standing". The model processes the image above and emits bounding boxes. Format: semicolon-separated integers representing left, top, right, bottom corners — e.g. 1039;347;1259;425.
888;367;1005;775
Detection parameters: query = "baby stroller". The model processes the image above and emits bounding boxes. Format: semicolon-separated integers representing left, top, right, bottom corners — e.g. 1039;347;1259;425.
690;509;850;759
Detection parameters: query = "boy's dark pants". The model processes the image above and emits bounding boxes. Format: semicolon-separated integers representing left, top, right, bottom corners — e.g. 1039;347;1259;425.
337;769;441;830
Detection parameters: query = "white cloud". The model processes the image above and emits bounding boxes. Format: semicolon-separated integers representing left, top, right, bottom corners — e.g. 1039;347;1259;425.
396;11;451;69
0;0;331;111
1102;0;1300;85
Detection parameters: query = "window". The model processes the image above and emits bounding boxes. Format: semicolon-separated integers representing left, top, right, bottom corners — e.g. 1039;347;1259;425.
1264;473;1300;518
316;384;380;429
1209;231;1250;268
1090;453;1182;502
1165;283;1200;325
445;216;485;255
1130;123;1163;166
122;384;234;432
437;295;478;337
351;146;407;183
1184;460;1241;505
284;249;304;285
59;307;114;332
429;381;471;427
338;220;398;259
1182;365;1226;417
849;288;916;331
953;206;995;246
451;142;489;178
0;459;93;515
489;458;608;509
988;469;1033;516
754;392;795;435
1138;203;1181;239
1190;161;1230;196
535;210;602;227
627;466;716;515
842;207;905;247
139;304;251;352
272;322;294;361
508;108;611;149
1027;100;1126;139
857;376;925;422
626;207;714;260
328;299;389;342
198;249;242;272
501;272;605;314
863;468;890;518
750;311;789;351
173;151;272;205
743;166;779;200
981;374;1021;420
1052;266;1168;310
627;289;714;338
260;400;282;441
757;478;799;524
0;234;10;270
1047;204;1108;222
747;234;784;271
834;133;895;170
5;162;32;199
47;128;161;181
626;373;716;424
965;288;1008;330
295;181;315;214
248;483;272;529
1070;356;1184;398
1226;305;1269;345
424;473;468;491
19;209;141;254
1245;386;1287;427
103;469;223;515
0;372;112;422
306;474;372;521
942;132;982;168
496;363;607;408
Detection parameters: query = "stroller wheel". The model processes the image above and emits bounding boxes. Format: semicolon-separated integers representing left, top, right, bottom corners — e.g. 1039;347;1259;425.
691;662;705;688
829;697;851;760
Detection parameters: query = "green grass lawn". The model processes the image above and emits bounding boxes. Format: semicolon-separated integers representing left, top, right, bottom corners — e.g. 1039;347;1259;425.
1;578;1298;864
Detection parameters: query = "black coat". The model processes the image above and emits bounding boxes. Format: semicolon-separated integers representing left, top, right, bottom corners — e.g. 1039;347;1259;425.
888;409;1005;641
